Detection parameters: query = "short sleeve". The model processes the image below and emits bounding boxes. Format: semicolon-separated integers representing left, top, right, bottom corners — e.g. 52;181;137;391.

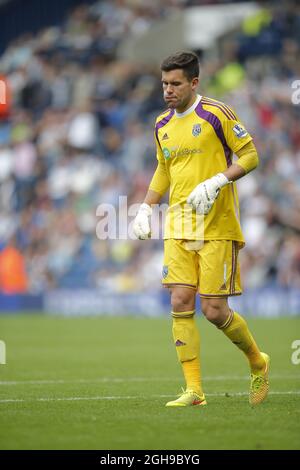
222;112;253;154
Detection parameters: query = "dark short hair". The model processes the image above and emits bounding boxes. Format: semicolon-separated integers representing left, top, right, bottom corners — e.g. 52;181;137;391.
160;51;200;81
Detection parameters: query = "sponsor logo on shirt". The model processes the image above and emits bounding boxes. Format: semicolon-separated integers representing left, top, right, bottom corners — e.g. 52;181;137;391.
163;146;203;160
163;147;171;159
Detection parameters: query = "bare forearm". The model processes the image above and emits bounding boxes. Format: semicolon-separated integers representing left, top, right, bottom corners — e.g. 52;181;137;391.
144;189;162;206
223;163;246;182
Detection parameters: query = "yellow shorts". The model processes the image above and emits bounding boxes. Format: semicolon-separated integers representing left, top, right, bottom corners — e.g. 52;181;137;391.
162;239;242;297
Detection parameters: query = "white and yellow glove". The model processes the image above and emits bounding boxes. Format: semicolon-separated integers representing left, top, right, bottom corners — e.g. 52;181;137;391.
133;203;152;239
187;173;229;215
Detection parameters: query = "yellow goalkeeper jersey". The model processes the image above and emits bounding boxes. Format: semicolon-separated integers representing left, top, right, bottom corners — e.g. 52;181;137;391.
149;94;252;243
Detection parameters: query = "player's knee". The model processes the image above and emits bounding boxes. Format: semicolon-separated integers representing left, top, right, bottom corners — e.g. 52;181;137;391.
171;289;195;312
201;299;226;326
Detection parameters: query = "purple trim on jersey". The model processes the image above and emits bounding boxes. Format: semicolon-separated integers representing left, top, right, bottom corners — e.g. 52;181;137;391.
201;98;237;120
155;108;175;145
201;99;233;120
195;101;232;167
223;104;237;120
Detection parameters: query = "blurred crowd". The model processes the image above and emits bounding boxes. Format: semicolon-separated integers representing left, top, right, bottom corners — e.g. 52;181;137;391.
0;0;299;294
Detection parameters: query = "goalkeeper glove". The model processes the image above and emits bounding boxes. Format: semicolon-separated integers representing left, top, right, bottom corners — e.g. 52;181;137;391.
187;173;229;215
133;203;152;239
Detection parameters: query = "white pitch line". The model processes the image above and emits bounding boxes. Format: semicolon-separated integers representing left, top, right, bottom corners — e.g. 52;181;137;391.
0;391;300;404
0;374;299;386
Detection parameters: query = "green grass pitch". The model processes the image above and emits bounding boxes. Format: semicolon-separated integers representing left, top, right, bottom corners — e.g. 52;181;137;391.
0;314;299;450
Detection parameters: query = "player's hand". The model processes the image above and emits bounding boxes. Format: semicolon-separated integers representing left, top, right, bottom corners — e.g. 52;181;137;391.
133;203;152;239
187;173;229;215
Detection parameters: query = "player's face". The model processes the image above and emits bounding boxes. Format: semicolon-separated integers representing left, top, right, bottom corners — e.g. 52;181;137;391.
162;69;198;112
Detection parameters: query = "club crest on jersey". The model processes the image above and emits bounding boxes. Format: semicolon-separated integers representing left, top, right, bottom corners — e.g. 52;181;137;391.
192;123;201;137
232;123;248;138
162;265;169;278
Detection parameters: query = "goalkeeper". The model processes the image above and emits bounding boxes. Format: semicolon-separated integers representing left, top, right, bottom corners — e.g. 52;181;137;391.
133;51;270;407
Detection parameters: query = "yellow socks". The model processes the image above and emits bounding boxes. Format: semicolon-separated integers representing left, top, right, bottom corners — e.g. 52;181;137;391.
172;310;203;395
171;309;264;392
219;310;265;373
182;357;202;394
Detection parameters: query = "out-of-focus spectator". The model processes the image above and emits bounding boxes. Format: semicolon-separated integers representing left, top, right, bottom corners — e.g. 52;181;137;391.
0;240;28;293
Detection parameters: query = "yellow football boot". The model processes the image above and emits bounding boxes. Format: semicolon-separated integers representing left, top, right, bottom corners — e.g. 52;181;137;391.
166;389;207;407
249;352;270;406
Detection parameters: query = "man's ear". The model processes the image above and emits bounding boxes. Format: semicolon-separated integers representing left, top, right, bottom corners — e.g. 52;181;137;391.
191;77;199;91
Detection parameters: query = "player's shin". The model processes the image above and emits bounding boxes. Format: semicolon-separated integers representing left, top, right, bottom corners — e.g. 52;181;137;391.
172;311;203;395
219;310;265;373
